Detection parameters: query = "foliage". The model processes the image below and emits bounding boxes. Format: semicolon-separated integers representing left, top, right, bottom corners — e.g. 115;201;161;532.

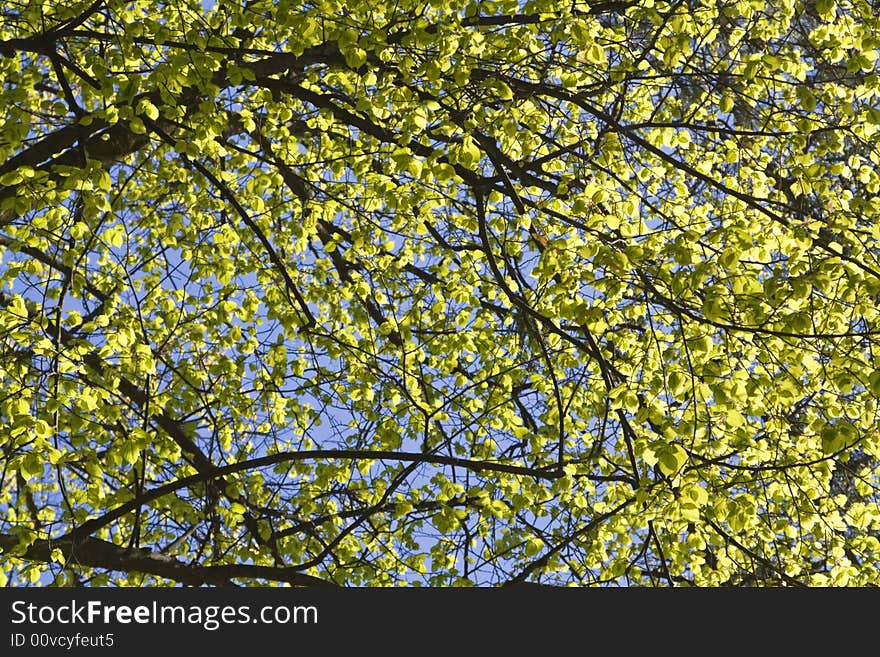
1;0;880;586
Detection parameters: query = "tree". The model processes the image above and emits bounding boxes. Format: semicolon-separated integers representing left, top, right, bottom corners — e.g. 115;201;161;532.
1;0;879;587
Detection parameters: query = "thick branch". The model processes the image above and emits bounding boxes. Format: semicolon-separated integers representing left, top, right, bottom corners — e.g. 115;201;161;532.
0;534;335;587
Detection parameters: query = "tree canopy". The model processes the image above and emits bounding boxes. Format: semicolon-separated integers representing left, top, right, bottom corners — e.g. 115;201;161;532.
1;0;880;587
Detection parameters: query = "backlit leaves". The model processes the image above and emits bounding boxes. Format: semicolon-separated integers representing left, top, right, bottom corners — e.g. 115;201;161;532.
0;0;879;588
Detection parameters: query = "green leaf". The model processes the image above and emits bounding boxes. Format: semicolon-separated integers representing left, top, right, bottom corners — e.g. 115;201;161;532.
584;44;607;65
815;0;835;15
495;81;514;100
121;441;141;465
457;136;481;167
435;163;455;181
524;538;543;556
869;370;880;397
657;444;688;477
19;453;43;480
796;87;817;112
719;93;734;114
345;47;368;68
821;426;845;455
137;99;160;120
33;419;52;439
50;548;66;565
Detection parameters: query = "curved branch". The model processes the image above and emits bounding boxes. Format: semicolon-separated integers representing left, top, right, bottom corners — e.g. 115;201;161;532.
0;534;336;587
